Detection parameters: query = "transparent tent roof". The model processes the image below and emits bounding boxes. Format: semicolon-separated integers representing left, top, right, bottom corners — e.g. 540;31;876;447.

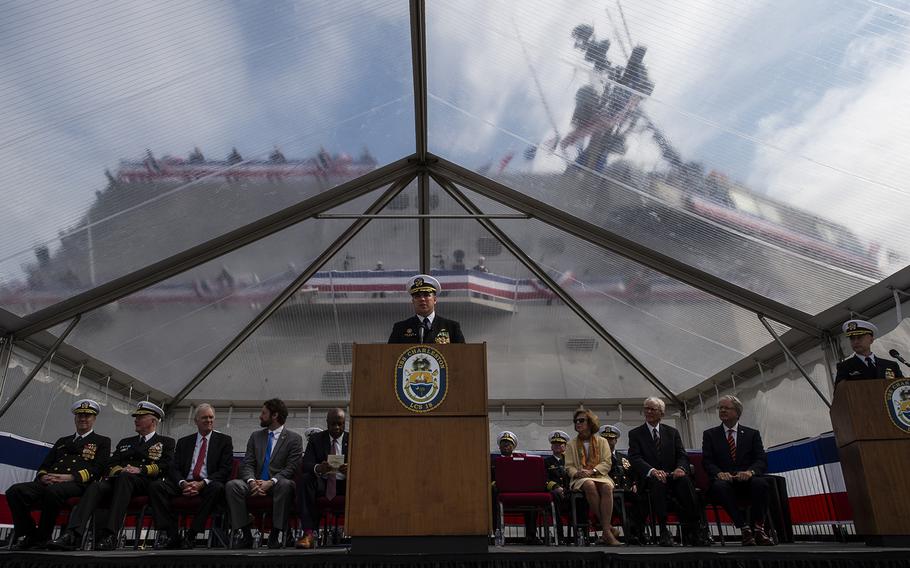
2;0;910;413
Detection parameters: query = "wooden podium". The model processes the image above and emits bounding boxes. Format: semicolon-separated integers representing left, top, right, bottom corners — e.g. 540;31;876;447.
830;378;910;546
346;343;490;553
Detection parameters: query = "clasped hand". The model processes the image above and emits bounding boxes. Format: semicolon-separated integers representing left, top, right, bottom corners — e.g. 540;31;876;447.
248;479;274;496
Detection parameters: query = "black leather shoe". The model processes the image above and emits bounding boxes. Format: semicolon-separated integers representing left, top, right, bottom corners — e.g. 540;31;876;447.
157;532;183;550
740;527;756;546
10;535;39;551
182;531;197;549
47;530;80;551
233;529;253;549
658;528;674;547
753;526;775;546
267;531;282;549
95;533;118;551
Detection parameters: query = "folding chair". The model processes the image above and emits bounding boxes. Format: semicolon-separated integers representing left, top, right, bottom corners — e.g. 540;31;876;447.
494;455;557;546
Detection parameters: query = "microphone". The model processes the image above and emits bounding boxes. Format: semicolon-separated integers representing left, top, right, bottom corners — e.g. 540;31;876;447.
418;324;424;344
889;349;910;368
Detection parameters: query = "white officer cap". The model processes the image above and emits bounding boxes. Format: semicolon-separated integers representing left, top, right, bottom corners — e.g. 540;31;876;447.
548;430;570;444
599;424;621;439
132;401;164;420
843;319;877;337
71;399;101;416
408;274;440;295
497;430;518;447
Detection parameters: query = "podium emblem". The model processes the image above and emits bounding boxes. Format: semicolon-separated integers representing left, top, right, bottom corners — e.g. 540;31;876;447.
884;379;910;433
395;346;448;413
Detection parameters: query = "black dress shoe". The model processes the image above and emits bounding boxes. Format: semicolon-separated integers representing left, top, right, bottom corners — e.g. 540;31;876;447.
47;530;80;551
267;531;282;549
157;533;183;550
233;529;253;549
10;535;38;551
658;528;674;547
95;533;118;551
182;531;197;549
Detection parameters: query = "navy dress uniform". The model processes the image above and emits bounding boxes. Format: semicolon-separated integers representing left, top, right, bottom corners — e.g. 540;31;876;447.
544;430;570;543
50;401;175;551
388;275;465;344
7;400;111;550
835;320;903;384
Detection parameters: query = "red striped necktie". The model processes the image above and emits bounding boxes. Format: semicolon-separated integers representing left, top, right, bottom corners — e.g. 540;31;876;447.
726;428;736;461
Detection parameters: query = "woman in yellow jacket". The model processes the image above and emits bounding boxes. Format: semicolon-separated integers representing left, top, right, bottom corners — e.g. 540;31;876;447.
565;408;622;546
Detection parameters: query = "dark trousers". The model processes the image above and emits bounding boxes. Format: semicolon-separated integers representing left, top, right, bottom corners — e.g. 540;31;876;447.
67;475;152;537
644;475;701;527
7;480;85;541
149;479;225;535
299;477;346;531
709;477;769;528
616;489;645;538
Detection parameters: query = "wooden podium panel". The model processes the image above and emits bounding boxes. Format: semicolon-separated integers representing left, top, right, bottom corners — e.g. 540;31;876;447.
830;381;902;445
830;379;910;544
838;440;910;534
346;416;491;536
350;343;487;417
346;343;491;547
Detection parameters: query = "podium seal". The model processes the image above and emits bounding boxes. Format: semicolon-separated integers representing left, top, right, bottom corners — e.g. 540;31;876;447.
884;378;910;434
395;346;448;413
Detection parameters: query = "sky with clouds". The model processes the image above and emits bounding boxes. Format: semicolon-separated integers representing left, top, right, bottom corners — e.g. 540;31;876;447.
2;0;910;288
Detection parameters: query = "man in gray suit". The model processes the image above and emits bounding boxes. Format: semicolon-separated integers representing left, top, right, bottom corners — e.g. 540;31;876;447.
225;398;302;549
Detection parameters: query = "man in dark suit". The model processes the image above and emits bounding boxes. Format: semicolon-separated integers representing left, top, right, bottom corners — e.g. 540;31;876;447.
149;403;233;549
49;401;175;551
225;398;302;549
388;274;465;344
702;395;774;546
628;397;706;547
835;319;903;384
295;408;349;549
7;399;111;550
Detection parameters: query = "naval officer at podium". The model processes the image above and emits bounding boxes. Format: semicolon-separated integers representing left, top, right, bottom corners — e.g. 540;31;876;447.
835;319;903;384
388;274;465;344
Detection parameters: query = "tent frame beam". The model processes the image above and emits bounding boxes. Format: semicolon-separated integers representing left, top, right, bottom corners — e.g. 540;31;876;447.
433;173;684;409
429;156;819;337
12;157;418;339
167;174;417;410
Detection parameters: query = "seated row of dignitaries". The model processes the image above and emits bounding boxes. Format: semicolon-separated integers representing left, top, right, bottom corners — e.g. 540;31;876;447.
388;275;465;344
8;400;111;550
835;319;903;383
227;398;303;549
294;408;349;549
49;401;176;551
150;403;233;549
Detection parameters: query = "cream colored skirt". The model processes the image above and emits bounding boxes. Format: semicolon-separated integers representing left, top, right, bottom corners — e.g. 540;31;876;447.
569;474;615;492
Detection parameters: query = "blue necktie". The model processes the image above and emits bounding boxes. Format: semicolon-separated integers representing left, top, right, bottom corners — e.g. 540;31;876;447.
260;431;274;481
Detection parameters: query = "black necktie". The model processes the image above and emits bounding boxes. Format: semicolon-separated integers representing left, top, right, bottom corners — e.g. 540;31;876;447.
865;356;875;372
652;428;660;450
423;318;432;341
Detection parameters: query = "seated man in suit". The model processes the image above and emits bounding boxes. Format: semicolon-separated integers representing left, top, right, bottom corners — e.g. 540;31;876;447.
225;398;302;549
149;403;233;549
600;424;646;545
49;401;175;551
702;395;774;546
8;399;111;550
835;319;903;384
388;274;465;344
295;408;349;549
544;430;570;544
628;397;708;547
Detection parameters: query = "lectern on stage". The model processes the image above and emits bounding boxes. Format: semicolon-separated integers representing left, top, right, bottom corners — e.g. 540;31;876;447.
346;343;491;554
830;377;910;546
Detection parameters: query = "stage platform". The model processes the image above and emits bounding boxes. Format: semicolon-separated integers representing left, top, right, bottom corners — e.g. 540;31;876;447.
3;543;909;568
